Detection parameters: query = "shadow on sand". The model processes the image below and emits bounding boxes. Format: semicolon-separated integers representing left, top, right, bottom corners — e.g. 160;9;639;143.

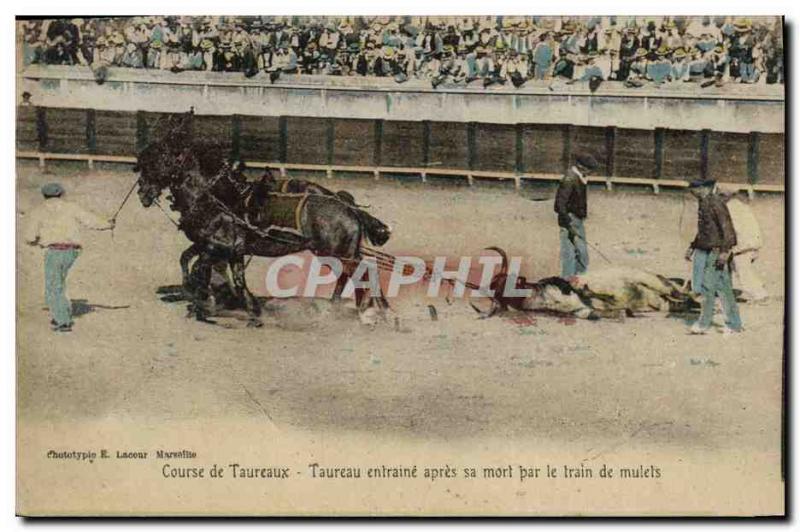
70;299;130;318
155;284;359;330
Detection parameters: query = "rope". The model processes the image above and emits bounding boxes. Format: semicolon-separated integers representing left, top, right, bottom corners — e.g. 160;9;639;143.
111;176;140;223
574;234;614;265
360;247;483;293
153;198;181;228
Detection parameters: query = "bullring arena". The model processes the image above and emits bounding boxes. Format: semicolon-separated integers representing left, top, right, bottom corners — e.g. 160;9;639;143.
16;31;785;515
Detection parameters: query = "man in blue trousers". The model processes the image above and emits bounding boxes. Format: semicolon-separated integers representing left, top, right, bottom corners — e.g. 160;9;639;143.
554;153;598;277
24;183;115;332
685;179;743;335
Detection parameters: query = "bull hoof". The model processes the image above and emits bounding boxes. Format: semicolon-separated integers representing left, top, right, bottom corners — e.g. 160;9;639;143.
247;318;264;328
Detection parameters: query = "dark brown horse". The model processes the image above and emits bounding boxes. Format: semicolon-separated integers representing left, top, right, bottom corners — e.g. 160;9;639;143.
175;170;368;292
134;112;391;325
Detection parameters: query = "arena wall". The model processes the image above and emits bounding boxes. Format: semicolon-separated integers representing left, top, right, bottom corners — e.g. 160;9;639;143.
17;65;786;186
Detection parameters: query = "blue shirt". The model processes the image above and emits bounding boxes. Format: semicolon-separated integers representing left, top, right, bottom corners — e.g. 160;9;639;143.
580;64;604;81
647;60;672;82
672;61;689;80
534;42;552;65
688;59;708;76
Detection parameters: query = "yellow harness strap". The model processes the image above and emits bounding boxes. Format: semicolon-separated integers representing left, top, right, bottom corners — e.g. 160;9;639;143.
294;193;310;231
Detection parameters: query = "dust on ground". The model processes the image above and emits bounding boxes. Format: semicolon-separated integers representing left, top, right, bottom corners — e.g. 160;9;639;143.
16;162;785;456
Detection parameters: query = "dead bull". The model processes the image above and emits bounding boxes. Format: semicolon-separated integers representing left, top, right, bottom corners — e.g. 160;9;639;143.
471;247;696;320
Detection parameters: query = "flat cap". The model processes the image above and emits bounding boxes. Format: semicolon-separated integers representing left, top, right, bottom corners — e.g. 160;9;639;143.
574;153;599;170
41;182;64;198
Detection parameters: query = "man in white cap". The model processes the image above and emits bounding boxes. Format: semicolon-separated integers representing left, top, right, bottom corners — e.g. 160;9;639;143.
718;184;768;302
24;183;115;332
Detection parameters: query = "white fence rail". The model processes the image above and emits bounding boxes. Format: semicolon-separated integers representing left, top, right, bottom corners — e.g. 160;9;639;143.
16;150;784;197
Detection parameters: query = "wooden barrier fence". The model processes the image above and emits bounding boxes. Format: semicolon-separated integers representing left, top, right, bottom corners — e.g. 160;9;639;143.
15;150;784;196
16;105;785;195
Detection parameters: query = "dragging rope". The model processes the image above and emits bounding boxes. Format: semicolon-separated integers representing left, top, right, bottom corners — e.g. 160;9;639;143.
111;176;139;223
361;246;484;299
574;234;614;265
153;199;181;228
109;175;140;241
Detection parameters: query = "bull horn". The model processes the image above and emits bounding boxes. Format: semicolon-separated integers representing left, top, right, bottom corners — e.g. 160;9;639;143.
483;246;509;276
470;301;498;320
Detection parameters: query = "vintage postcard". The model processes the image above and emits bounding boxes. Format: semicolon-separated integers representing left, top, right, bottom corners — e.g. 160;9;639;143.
15;15;785;516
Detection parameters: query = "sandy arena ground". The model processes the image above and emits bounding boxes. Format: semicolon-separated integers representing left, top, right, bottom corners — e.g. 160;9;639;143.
16;161;785;515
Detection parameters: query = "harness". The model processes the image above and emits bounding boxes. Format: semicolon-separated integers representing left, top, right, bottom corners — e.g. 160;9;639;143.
162;152;309;247
256;192;310;233
203;191;309;247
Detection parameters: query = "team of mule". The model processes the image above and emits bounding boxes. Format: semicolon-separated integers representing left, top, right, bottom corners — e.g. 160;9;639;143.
134;111;700;326
134;110;391;326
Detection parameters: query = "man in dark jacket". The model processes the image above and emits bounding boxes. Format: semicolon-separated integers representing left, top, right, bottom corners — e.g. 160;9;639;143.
685;179;743;334
554;153;597;277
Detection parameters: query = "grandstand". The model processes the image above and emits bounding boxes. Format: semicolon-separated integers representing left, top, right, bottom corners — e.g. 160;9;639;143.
20;16;784;86
17;62;784;194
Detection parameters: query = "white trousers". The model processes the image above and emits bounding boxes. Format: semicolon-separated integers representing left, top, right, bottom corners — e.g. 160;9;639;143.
733;250;769;301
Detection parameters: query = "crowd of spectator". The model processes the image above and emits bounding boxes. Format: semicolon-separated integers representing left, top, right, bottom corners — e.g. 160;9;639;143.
20;16;784;89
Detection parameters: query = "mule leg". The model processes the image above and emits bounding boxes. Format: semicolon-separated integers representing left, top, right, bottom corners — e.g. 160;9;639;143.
189;251;215;323
180;243;200;291
353;283;366;310
213;260;237;299
374;287;391;313
347;254;389;325
360;255;390;321
366;279;390;321
332;260;355;303
229;256;262;327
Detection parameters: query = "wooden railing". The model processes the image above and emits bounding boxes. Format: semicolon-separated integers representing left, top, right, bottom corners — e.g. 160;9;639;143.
16;150;784;196
20;65;786;102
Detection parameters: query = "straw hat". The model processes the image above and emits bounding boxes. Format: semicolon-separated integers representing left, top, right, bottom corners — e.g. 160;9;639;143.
734;18;752;32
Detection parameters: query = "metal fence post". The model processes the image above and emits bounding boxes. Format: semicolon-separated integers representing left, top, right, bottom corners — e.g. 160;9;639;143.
135;111;148;154
654;128;665;179
748;131;760;184
373;119;383;167
231;114;242;161
700;129;711;180
325;118;335;167
36;107;48;152
278;116;288;164
86;109;97;154
467;122;477;170
422;120;431;167
605;126;616;177
515;123;524;174
562;124;572;172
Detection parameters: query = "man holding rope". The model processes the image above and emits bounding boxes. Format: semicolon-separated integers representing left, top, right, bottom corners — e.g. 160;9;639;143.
554;152;598;277
24;182;116;332
685;179;743;335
